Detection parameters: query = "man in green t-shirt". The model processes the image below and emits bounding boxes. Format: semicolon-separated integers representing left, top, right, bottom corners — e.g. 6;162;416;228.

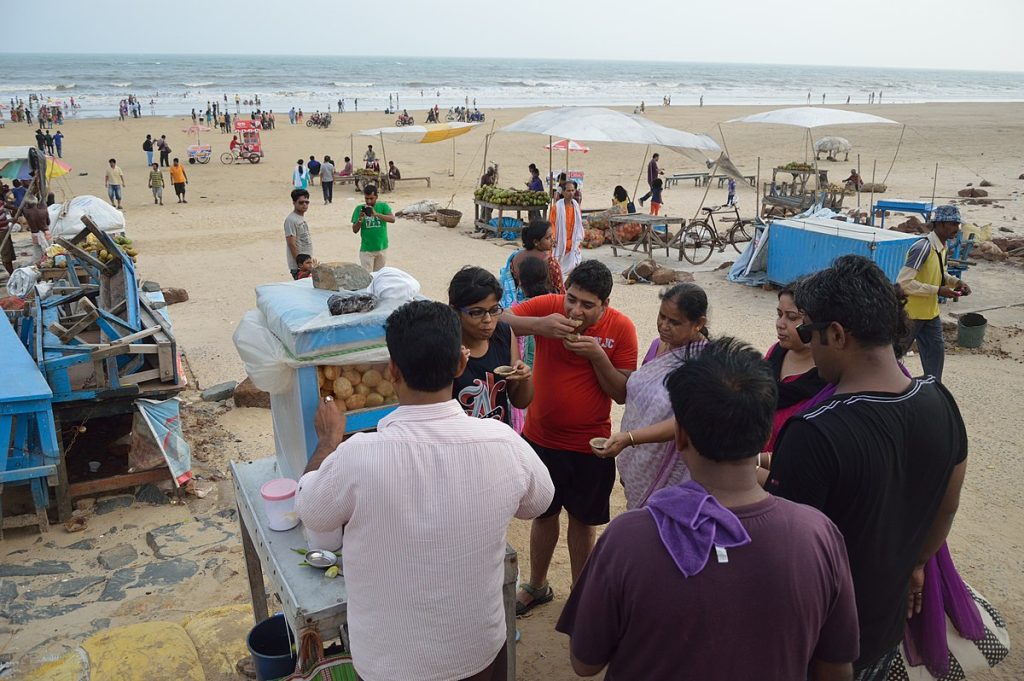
351;184;395;271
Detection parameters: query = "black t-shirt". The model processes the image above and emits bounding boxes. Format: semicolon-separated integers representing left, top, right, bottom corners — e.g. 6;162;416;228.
766;376;967;667
452;321;513;425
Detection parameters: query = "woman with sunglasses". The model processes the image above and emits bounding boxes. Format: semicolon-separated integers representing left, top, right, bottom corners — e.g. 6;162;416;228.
449;266;533;426
763;282;829;454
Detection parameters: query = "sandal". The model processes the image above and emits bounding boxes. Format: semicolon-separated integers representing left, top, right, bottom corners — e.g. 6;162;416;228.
516;582;554;617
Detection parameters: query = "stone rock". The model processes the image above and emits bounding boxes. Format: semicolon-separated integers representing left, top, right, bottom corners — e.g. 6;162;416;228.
100;558;199;602
992;237;1024;252
973;241;1007;262
90;618;111;630
1019;173;1024;180
233;377;270;409
979;180;993;187
999;227;1013;233
146;518;234;559
716;261;735;271
66;539;96;550
95;494;135;515
26;575;106;599
0;579;17;605
201;381;237;402
957;187;988;198
622;259;657;282
213;563;238;583
650;267;694;285
311;262;372;292
75;498;96;513
861;182;886;193
141;280;161;293
98;543;138;570
161;287;189;305
134;483;170;505
894;216;927;234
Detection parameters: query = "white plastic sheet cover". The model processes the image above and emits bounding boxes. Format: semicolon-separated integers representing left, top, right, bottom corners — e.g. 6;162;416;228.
727;107;899;129
47;195;127;238
6;266;40;298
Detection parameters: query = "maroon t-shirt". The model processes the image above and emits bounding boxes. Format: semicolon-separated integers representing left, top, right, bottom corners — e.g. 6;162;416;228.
556;496;859;680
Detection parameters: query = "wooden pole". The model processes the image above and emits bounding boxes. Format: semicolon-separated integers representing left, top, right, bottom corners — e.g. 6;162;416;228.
869;159;877;226
716;123;731;158
856;153;862;214
930;162;939;208
755;156;761;219
548;136;553;199
379;132;389;190
692;160;719;222
349;134;354;167
633;145;650;201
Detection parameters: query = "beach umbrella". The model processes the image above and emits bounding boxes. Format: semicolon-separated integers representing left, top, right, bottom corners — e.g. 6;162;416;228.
544;139;590;153
0;156;72;181
499;107;722;200
183;124;212;146
354;122;482;175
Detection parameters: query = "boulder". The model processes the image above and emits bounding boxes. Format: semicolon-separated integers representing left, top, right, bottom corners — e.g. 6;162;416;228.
860;182;887;193
311;262;372;291
233;377;270;409
992;237;1024;252
957;187;988;198
140;280;161;293
160;287;189;305
650;267;694;285
200;381;237;402
1019;173;1024;180
98;543;138;571
980;179;993;187
894;216;927;234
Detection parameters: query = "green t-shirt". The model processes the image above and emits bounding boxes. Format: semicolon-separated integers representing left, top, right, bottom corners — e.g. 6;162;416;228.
351;201;392;252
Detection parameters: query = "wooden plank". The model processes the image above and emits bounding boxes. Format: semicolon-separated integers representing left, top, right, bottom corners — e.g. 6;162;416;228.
55;238;110;274
239;513;271;624
67;467;169;498
56;309;99;344
118;368;161;386
157;343;174;382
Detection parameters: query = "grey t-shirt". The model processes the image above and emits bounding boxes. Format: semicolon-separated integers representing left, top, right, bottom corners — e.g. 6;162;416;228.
320;162;335;182
284;211;312;271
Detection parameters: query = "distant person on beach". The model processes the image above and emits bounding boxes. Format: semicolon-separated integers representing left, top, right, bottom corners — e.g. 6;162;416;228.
22;197;52;264
364;145;377;169
148;163;165;205
699;95;704;107
292;159;309;190
548;180;584;276
319;155;335;205
638;153;663;206
0;205;14;274
157;135;171;167
307;156;321;186
284;188;313;280
340;156;353;176
843;169;863;191
53;130;63;158
44;131;55;155
104;158;125;209
169;158;188;203
726;177;737;206
649;178;664;216
351;184;395;272
35;128;45;151
388;160;401;181
289;107;296;125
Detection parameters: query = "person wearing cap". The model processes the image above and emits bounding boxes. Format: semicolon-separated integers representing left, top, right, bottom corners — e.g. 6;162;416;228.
896;204;971;381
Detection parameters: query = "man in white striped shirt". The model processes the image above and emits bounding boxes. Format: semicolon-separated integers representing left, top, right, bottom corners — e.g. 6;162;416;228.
297;300;555;681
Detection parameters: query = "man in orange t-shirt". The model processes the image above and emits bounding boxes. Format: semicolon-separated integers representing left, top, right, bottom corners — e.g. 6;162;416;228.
505;259;638;615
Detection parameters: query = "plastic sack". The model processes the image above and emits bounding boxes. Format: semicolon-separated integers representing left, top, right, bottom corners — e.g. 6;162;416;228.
6;265;40;298
397;199;440;216
47;195;127;238
233;309;295;394
369;267;420;302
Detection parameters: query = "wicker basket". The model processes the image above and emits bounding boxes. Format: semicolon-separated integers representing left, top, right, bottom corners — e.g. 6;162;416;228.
436;209;462;228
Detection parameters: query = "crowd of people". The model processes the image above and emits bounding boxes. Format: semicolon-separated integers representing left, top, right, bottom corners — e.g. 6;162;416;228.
285;194;990;681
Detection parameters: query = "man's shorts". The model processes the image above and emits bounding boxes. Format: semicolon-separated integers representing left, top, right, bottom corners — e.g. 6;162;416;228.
527;439;616;526
107;184;122;202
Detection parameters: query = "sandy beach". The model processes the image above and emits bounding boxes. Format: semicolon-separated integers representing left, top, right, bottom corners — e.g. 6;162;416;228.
1;101;1023;679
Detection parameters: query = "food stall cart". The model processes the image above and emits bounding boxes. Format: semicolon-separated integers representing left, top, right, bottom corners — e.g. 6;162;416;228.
607;214;688;258
472;186;549;239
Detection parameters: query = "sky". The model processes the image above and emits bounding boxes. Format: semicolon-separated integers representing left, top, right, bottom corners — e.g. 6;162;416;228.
4;0;1024;73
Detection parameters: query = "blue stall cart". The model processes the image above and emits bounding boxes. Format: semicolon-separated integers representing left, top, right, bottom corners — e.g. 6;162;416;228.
767;216;921;285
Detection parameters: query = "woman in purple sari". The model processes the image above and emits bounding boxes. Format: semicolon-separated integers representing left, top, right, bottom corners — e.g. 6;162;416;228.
593;283;709;509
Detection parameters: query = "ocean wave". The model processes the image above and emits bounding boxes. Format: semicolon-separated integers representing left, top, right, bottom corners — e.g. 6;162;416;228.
110;82;132;88
332;81;374;87
183;81;215;87
496;80;553;88
0;83;69;92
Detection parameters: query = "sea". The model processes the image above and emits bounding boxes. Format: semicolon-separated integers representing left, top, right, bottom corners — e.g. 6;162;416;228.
5;53;1024;119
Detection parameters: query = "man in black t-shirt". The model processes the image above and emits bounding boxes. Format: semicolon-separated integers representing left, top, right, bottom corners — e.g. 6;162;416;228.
767;255;967;681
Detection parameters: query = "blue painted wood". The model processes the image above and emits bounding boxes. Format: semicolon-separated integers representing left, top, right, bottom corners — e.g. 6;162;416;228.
872;200;933;230
0;315;52;403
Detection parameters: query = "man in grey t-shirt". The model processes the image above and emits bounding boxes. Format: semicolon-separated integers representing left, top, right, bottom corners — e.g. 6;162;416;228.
284;188;313;279
320;156;336;205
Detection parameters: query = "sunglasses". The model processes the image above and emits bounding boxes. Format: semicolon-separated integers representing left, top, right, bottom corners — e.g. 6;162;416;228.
796;321;832;344
460;304;503;320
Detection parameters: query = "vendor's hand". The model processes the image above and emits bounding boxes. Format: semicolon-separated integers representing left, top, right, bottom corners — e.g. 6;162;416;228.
314;397;347;448
563;334;604;363
906;565;925;619
938;286;959;298
504;359;532;382
957;282;972;296
538;313;578;339
596;431;632;458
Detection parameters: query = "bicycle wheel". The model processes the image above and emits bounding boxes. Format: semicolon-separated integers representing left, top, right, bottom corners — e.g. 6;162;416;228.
248;155;260;164
729;220;753;253
220;152;234;165
306;120;313;127
680;222;715;265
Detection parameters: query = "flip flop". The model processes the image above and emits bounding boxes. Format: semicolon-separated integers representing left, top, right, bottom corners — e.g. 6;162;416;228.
516;582;554;617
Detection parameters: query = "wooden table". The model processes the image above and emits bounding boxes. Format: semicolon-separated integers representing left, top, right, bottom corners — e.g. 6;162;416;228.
473;200;542;239
664;173;709;188
608;214;689;258
231;456;519;679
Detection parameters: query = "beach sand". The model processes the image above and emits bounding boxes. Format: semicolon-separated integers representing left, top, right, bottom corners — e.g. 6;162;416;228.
1;102;1022;679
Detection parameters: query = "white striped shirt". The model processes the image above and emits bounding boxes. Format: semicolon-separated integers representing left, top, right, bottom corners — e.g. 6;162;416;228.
296;400;554;681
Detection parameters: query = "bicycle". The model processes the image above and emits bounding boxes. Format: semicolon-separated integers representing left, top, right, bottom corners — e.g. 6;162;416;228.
675;203;755;264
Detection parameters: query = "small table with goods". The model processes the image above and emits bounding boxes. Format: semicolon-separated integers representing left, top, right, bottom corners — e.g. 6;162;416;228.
473;186;549;239
607;213;688;258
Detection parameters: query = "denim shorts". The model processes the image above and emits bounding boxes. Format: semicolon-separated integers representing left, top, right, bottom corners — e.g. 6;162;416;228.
107;184;122;201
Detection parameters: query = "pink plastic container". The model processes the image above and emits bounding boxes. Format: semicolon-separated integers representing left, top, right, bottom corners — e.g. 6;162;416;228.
261;478;299;531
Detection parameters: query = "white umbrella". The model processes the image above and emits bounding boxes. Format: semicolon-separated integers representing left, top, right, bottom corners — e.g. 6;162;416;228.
727;107;899;128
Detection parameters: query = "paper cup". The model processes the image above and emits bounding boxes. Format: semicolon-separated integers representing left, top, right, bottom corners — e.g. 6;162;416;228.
494;365;516;377
589;437;608;452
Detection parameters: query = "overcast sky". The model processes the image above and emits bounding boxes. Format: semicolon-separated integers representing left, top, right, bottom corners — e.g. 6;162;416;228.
5;0;1024;72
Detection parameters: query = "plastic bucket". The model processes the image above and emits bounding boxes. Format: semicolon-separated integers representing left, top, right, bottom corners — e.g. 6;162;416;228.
957;313;987;349
247;614;297;681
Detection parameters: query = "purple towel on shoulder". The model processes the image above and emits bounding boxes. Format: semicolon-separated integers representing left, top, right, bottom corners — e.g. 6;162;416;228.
646;480;751;578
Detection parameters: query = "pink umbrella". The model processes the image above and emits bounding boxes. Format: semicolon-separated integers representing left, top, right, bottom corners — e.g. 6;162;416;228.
543;138;590;153
182;124;212;145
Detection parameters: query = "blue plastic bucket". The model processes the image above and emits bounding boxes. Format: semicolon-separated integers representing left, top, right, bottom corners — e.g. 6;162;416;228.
247;614;297;681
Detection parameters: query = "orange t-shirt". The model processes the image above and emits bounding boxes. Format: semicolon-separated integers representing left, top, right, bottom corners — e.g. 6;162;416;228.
549;202;576;254
513;294;638;453
169;165;187;184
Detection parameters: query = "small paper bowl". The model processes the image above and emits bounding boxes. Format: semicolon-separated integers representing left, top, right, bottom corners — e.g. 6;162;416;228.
589;437;608;451
566;333;580;342
493;365;516;377
570;319;583;328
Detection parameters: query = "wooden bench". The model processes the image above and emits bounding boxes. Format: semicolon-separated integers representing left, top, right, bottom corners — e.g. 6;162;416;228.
391;176;431;188
664;173;709;189
715;175;757;188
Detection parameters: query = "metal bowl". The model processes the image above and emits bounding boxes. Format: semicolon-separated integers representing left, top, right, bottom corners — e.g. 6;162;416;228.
304;549;339;569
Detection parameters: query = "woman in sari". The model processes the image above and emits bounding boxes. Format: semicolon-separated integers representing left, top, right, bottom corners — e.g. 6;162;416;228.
593;283;709;509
